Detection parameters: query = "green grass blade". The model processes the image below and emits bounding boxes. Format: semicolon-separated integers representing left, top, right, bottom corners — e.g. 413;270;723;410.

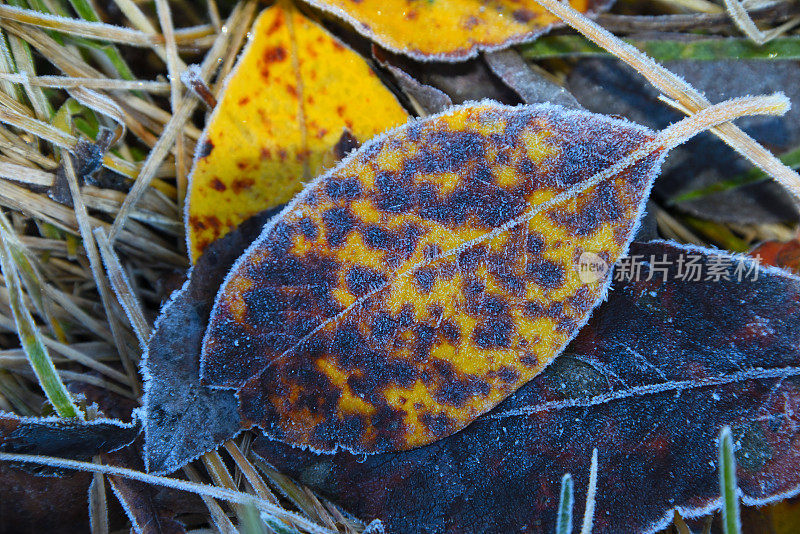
556;473;574;534
670;145;800;203
521;35;800;61
262;513;303;534
0;229;79;418
238;502;271;534
65;0;136;80
719;427;741;534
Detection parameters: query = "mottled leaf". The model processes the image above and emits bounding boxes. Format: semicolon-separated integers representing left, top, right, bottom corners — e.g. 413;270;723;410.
142;207;279;474
303;0;613;61
186;0;408;261
200;101;666;453
567;58;800;223
253;240;800;533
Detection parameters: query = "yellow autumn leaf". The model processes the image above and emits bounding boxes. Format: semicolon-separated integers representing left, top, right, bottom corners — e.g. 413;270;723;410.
199;101;667;453
186;0;409;262
199;94;787;454
304;0;613;61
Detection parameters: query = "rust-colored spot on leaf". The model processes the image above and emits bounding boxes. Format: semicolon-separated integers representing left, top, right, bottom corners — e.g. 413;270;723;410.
304;0;613;61
200;101;667;453
186;0;409;262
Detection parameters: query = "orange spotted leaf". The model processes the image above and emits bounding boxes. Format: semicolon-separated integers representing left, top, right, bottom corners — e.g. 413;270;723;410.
303;0;613;61
186;0;409;261
199;101;668;453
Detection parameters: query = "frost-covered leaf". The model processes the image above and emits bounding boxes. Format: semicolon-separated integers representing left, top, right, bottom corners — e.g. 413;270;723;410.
485;49;581;109
373;53;452;116
252;240;800;533
200;101;666;453
0;411;136;533
0;411;138;460
567;58;800;224
303;0;613;61
142;207;279;474
186;0;408;261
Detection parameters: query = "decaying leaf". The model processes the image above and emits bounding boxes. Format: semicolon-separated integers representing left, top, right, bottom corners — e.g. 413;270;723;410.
200;101;667;453
0;411;138;460
186;0;409;261
485;49;582;109
253;240;800;533
1;462;94;534
752;237;800;275
304;0;614;61
373;51;453;116
567;58;800;223
0;411;136;533
143;207;279;474
103;442;205;534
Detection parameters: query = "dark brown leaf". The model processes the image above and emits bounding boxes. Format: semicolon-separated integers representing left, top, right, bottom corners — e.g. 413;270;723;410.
0;411;137;460
252;240;800;533
0;462;93;534
142;207;280;474
567;58;800;224
0;411;135;534
484;49;581;109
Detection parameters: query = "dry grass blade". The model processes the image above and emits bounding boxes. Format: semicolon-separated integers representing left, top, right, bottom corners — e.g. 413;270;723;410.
93;227;150;348
0;179;186;265
0;160;53;186
108;0;248;242
0;102;144;184
724;0;800;44
43;336;133;387
153;0;187;209
4;11;50;122
0;451;336;533
0;30;19;99
109;0;189;67
212;0;258;95
62;153;140;395
533;0;800;202
88;470;110;534
184;463;240;534
202;450;249;524
223;440;279;504
0;4;158;47
0;101;72;148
